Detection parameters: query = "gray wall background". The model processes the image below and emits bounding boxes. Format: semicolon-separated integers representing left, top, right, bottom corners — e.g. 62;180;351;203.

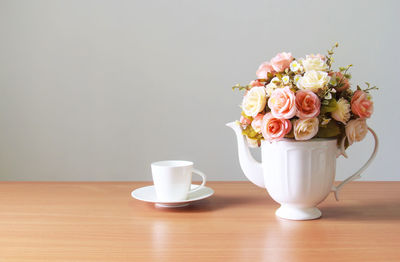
0;0;398;181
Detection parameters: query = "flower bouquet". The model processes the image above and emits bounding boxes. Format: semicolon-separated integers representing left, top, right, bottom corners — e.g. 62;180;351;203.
233;43;377;148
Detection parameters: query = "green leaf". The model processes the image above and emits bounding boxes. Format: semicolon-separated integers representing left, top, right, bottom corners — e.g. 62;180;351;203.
317;120;341;138
242;125;262;140
241;111;253;121
344;73;351;79
232;84;250;91
320;98;337;114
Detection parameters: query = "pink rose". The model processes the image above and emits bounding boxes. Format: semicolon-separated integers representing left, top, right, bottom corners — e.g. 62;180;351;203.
261;113;292;141
295;90;321;119
268;86;297;119
240;115;251;126
256;62;274;79
251;114;264;133
270;52;293;72
331;72;350;92
249;80;264;87
351;90;373;118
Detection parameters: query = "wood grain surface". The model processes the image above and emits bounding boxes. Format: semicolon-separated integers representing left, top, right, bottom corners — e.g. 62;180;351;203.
0;182;399;262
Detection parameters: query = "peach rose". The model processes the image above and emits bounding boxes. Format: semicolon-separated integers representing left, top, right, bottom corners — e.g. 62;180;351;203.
270;52;293;72
293;118;319;140
295;90;321;119
331;72;350;92
251;114;264;133
261;113;292;141
345;118;368;145
268;86;297;119
256;62;274;79
351;90;373;118
240;115;251;126
249;80;264;87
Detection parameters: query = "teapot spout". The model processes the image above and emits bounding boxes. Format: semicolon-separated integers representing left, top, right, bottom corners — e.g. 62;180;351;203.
226;122;264;188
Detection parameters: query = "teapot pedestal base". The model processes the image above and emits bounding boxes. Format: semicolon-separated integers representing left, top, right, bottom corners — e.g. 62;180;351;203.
275;205;322;220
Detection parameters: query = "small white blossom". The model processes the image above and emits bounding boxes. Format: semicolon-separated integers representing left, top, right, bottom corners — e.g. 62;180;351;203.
321;118;331;126
324;92;332;100
330;77;338;86
290;60;302;72
282;75;290;85
294;74;302;87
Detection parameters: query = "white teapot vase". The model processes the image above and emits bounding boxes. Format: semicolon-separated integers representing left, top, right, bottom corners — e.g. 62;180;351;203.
226;122;378;220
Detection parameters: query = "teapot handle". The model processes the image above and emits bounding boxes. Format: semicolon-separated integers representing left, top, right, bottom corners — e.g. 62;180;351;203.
332;127;379;201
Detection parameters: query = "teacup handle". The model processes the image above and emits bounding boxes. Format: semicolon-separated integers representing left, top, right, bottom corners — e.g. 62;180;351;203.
189;169;207;194
332;127;379;201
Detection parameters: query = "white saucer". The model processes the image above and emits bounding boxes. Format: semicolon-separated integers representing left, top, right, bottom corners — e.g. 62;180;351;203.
131;184;214;208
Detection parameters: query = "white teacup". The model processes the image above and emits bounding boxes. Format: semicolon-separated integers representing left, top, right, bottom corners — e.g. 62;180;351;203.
151;160;206;202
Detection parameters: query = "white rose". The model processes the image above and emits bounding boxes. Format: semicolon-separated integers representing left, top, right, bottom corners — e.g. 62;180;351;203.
345;119;368;145
294;118;319;140
331;98;351;124
302;55;328;72
241;86;267;117
298;70;330;93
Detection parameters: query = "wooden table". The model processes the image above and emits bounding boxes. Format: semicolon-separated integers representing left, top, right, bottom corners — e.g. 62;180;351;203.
0;182;399;261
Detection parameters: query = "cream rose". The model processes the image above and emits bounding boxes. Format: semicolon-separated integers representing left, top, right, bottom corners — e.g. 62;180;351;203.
331;98;351;124
345;119;368;145
294;118;319;140
246;137;259;148
265;82;278;97
302;55;328;72
241;86;267;117
298;70;330;93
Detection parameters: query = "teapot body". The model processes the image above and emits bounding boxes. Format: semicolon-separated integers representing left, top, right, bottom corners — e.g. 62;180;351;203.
261;138;337;220
226;121;378;220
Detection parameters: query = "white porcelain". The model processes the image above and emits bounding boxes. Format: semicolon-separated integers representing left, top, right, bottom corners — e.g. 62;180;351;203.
151;160;206;202
131;184;214;208
227;121;378;220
